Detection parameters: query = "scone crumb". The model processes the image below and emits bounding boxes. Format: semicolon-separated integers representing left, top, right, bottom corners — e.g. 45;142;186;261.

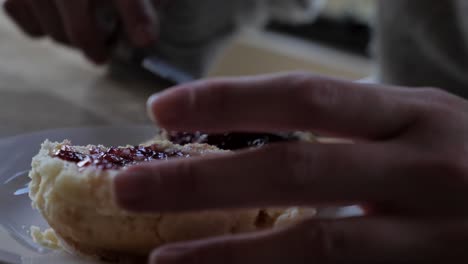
30;226;62;250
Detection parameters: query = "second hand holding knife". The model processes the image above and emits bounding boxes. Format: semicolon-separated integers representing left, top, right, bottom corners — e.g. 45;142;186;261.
95;3;196;85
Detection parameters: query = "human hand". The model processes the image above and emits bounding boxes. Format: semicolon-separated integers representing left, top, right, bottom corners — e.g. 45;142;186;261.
116;72;468;263
4;0;157;64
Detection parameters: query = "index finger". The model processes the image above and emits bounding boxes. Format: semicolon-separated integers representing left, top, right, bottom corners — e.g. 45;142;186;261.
114;142;397;213
148;72;420;140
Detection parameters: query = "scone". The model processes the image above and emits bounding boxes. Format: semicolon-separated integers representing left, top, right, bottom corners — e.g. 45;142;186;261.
28;134;316;262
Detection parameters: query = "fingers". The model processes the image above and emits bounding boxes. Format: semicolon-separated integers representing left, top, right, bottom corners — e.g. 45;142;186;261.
115;142;396;213
4;0;44;37
115;0;157;47
26;0;69;44
150;218;468;264
54;0;109;64
151;221;321;264
5;0;157;63
148;72;419;140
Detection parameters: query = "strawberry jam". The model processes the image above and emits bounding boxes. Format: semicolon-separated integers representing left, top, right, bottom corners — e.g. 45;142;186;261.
54;145;189;170
168;132;301;150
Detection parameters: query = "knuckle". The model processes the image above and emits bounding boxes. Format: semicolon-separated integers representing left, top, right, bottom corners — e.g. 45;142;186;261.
289;75;341;114
403;154;468;204
430;156;468;183
271;144;314;191
402;87;464;125
415;87;462;110
418;87;448;100
418;153;468;179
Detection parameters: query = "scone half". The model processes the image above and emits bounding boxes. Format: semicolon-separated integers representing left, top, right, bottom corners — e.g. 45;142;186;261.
29;136;317;262
29;140;263;261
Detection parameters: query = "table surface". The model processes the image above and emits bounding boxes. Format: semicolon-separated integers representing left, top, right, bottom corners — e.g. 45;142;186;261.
0;23;161;140
0;12;373;139
0;8;372;257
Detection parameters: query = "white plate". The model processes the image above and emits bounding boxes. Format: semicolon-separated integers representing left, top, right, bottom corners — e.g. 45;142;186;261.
0;125;364;263
0;125;159;264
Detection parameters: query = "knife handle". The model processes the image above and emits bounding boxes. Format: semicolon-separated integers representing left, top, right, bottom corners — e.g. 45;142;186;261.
94;2;137;60
93;2;197;85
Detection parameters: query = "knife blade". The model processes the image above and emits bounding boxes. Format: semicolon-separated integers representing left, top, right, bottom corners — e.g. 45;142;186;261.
141;56;195;84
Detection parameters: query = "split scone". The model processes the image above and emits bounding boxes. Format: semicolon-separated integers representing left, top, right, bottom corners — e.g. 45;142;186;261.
28;133;317;262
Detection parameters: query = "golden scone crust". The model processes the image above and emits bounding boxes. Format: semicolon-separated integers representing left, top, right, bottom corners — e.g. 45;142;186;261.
29;139;315;262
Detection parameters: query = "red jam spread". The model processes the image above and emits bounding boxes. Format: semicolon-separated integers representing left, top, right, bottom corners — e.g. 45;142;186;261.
168;132;301;150
54;132;303;169
54;145;189;170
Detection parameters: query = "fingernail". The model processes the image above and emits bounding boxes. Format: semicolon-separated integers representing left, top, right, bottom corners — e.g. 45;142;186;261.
147;93;161;123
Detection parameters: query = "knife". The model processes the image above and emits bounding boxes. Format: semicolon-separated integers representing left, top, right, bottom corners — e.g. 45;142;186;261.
95;3;196;85
141;56;196;84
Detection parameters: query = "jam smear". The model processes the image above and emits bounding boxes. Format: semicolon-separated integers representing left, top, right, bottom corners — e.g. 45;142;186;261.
54;132;303;169
168;132;301;150
54;145;189;170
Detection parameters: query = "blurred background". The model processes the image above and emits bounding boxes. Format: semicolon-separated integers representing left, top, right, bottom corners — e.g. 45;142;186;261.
210;0;376;80
0;0;377;138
